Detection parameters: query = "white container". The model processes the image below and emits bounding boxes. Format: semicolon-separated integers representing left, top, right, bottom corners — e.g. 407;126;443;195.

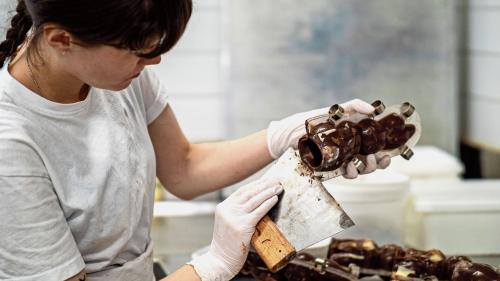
324;170;410;245
152;201;215;257
405;180;500;255
387;145;464;181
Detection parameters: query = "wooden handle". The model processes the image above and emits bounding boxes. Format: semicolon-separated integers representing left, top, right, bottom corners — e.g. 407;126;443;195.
251;215;297;272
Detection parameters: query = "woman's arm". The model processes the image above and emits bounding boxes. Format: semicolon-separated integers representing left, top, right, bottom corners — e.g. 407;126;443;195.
66;271;87;281
160;265;201;281
148;99;388;199
148;104;273;200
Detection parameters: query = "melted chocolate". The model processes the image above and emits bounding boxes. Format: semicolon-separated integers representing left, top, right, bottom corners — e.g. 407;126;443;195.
299;113;416;171
357;118;386;154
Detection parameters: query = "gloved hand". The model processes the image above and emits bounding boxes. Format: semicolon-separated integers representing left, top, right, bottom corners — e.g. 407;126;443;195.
266;99;391;179
188;179;283;281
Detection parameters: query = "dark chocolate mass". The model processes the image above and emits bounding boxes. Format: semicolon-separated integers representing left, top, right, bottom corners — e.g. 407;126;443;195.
299;113;416;172
241;239;500;281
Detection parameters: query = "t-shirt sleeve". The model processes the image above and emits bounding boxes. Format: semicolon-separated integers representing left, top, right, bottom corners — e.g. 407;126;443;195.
0;135;85;280
136;67;169;125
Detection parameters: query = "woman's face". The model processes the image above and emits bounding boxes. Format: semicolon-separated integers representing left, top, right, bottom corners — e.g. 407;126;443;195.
64;40;162;91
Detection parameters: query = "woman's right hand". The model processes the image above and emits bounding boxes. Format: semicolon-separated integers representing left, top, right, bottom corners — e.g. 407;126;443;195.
188;179;283;281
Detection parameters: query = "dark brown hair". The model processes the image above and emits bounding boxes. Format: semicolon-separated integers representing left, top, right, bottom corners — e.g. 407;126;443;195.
0;0;192;67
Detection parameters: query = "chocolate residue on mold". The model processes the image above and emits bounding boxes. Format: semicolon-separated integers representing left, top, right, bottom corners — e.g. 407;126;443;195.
298;113;416;172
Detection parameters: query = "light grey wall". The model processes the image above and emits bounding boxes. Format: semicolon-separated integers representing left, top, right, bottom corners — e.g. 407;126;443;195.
227;0;458;155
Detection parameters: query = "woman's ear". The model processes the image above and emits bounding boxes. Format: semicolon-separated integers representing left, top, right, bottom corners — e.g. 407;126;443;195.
42;24;72;54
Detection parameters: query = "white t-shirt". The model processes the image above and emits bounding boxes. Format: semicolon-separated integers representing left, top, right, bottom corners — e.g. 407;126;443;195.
0;63;169;280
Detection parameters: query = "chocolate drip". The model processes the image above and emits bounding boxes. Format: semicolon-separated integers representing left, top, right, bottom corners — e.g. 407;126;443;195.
299;113;416;172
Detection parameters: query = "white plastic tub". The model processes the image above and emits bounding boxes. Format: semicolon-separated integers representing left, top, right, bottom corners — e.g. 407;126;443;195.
152;201;216;257
404;180;500;255
386;145;464;181
324;170;410;245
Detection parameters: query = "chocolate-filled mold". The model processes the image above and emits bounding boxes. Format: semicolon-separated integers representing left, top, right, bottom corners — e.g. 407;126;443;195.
298;101;421;180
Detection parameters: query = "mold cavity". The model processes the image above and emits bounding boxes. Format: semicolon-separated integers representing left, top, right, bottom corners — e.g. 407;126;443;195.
299;139;323;169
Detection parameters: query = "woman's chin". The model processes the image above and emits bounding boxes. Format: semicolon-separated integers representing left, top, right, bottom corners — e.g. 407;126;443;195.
93;77;135;92
107;81;134;91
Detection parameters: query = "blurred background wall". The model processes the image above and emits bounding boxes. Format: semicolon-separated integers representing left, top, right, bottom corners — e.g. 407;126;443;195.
1;0;499;178
155;0;460;155
228;0;457;155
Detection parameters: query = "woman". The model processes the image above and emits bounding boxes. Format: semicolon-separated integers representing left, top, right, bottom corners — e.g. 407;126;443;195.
0;0;389;280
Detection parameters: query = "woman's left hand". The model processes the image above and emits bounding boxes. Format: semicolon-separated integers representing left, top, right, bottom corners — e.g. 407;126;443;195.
188;179;283;281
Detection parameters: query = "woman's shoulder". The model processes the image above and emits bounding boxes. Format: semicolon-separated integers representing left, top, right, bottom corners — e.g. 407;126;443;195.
0;102;31;131
0;102;37;133
0;107;48;177
0;104;44;160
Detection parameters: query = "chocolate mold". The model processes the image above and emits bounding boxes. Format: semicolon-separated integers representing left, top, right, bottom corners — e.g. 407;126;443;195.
298;100;421;180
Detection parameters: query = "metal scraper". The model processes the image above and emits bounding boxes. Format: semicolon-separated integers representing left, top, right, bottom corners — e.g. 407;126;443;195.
250;148;354;272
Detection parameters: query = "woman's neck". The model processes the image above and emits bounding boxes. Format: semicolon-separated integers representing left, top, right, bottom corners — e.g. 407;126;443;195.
9;46;89;104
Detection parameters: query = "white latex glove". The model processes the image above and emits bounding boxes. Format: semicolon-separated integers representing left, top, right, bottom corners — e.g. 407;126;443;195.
188;179;283;281
266;99;390;178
